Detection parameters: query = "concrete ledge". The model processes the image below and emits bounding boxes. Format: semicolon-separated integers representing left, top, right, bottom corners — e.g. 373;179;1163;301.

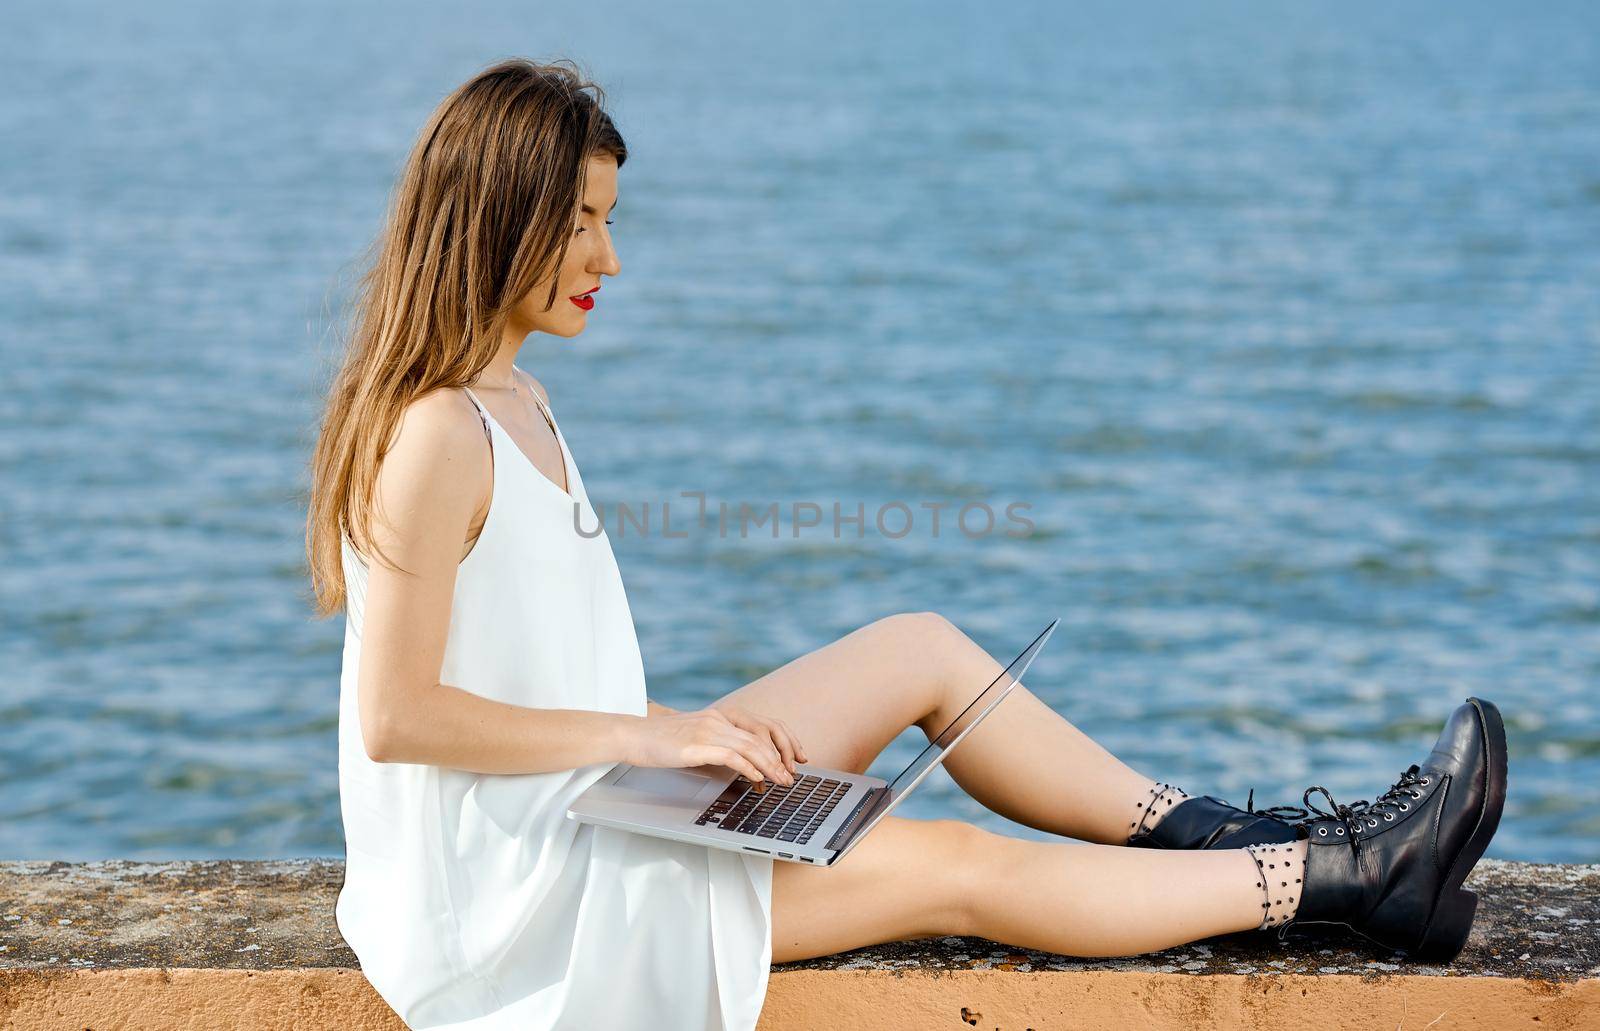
1;858;1595;1029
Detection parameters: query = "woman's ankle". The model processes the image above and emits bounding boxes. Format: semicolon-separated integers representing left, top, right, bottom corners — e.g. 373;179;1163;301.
1126;781;1191;842
1244;839;1308;928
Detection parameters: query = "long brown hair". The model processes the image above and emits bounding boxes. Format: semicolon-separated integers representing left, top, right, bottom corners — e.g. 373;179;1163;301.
303;57;627;618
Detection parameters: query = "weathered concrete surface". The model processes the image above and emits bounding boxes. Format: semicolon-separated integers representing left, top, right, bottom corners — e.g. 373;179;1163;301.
0;858;1595;1029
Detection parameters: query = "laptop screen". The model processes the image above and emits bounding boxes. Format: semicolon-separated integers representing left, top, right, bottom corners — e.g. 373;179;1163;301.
885;618;1059;796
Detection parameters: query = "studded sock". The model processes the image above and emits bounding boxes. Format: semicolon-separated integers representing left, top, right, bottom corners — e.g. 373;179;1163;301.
1126;781;1191;842
1243;840;1307;929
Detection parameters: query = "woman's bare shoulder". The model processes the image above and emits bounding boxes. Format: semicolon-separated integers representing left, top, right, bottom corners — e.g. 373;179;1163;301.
373;387;491;523
388;386;489;453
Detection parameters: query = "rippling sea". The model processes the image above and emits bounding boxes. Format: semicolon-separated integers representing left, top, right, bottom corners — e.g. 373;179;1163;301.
3;1;1597;862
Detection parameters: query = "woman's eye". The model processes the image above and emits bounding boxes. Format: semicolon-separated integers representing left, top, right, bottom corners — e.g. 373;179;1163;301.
576;220;614;235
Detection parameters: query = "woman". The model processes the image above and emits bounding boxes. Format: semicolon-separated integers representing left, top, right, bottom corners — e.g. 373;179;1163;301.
305;58;1508;1030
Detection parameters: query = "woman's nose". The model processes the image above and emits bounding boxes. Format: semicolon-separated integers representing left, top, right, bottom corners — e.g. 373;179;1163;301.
592;234;620;277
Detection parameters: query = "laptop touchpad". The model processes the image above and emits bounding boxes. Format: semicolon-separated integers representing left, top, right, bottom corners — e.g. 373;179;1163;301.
615;765;725;799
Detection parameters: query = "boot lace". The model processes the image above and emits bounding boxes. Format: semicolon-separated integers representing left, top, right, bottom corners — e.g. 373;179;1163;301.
1243;787;1310;823
1296;763;1432;857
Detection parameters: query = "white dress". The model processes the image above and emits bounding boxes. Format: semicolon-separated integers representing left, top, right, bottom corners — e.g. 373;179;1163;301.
335;384;775;1030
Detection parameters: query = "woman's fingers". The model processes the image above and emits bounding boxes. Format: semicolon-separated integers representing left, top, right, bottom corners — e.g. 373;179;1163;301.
727;710;800;776
757;717;796;774
701;710;780;780
784;719;809;763
696;706;807;783
770;717;806;769
715;747;765;786
728;726;790;785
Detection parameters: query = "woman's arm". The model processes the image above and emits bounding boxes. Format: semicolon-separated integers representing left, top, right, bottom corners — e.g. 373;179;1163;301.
353;388;789;784
646;699;678;717
376;683;644;774
355;389;642;774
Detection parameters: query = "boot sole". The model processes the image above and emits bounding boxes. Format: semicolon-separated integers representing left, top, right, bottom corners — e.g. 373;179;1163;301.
1409;696;1507;963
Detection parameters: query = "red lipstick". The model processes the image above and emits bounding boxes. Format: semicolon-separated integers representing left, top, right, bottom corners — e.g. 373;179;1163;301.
569;284;599;311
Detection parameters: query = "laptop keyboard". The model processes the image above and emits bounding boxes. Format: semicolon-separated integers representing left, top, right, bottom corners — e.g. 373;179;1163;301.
693;774;850;845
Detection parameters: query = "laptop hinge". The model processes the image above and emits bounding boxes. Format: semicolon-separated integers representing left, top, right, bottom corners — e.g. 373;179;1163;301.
826;786;888;852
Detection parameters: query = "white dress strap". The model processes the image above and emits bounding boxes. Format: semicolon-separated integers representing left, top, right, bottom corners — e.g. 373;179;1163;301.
460;385;492;444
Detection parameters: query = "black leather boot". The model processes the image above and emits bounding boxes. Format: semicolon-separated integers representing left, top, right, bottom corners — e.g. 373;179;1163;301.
1285;697;1508;962
1127;791;1303;850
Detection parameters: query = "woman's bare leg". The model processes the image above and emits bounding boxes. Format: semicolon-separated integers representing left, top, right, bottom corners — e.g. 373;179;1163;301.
713;611;1162;846
714;612;1269;960
768;816;991;963
769;814;1293;963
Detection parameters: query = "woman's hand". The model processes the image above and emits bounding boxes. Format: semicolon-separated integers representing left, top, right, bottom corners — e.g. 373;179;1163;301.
622;704;808;788
709;701;809;781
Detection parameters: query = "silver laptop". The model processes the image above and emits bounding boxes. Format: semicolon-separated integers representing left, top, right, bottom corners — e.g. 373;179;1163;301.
567;619;1058;866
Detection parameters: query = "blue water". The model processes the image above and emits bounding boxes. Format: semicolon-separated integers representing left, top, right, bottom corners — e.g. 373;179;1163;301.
2;1;1597;863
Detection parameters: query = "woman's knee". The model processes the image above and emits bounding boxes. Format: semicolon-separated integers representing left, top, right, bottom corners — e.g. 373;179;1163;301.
927;818;1003;939
873;610;965;658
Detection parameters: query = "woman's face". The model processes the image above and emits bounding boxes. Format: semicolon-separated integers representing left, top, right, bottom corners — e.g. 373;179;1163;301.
508;153;621;339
